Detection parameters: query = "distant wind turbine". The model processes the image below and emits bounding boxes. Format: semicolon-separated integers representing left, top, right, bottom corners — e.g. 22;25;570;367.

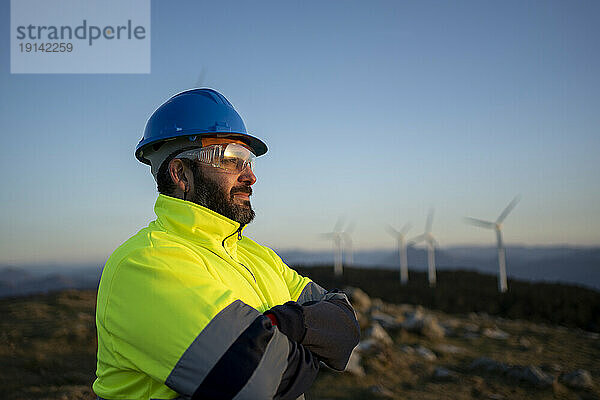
341;222;356;267
386;223;412;284
464;195;521;293
321;218;346;277
410;209;438;287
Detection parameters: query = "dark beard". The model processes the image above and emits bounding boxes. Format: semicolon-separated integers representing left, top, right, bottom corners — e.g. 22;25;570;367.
188;165;255;225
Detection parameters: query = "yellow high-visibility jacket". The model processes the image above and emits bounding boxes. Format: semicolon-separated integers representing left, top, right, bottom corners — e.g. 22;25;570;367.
93;194;327;400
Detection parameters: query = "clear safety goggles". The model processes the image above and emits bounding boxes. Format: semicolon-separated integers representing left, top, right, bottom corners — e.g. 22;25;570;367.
175;143;256;173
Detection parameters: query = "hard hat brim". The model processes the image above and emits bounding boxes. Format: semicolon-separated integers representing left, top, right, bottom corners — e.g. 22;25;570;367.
135;131;268;165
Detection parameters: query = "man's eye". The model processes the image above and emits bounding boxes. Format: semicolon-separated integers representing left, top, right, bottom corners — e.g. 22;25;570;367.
221;158;238;167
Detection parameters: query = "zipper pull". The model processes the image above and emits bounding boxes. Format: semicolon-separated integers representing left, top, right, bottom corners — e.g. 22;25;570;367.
237;224;244;240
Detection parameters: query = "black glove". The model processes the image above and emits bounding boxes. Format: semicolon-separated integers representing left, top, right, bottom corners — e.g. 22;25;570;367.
301;297;360;371
264;293;360;371
265;301;306;343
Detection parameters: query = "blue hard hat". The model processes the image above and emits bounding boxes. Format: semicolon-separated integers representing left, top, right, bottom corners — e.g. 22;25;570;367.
135;88;268;165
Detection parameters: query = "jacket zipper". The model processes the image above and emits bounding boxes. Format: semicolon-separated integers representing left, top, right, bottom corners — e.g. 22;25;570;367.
222;224;256;283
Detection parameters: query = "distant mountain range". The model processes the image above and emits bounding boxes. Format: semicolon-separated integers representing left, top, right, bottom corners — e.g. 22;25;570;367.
1;245;599;298
278;245;600;290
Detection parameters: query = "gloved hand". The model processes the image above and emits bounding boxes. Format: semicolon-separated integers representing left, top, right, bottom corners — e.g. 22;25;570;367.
301;297;360;371
264;292;360;371
264;301;306;343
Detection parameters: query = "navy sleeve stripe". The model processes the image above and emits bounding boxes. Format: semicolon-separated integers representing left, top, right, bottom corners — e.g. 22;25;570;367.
165;300;260;396
192;315;275;399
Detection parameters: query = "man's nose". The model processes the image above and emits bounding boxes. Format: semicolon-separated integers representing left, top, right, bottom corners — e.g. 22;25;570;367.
238;165;257;185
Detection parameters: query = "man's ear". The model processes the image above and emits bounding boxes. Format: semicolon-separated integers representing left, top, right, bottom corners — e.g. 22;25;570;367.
168;159;189;193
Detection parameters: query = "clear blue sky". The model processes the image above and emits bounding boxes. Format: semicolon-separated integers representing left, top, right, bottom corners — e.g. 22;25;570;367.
1;0;599;264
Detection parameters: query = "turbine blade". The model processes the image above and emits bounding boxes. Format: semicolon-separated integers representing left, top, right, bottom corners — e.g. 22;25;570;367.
426;208;434;233
409;233;427;245
400;223;412;235
333;216;345;233
385;224;400;237
320;232;336;239
464;217;495;229
497;195;521;223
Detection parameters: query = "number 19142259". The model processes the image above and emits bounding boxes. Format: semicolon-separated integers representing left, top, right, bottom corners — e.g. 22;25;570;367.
19;42;73;52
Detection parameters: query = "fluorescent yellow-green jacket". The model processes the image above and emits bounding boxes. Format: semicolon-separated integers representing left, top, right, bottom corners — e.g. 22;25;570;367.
94;194;325;400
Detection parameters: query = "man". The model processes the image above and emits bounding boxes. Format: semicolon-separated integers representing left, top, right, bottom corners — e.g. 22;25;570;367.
94;88;360;400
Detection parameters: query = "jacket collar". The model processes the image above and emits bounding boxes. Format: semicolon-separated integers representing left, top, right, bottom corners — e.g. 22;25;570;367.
153;194;245;255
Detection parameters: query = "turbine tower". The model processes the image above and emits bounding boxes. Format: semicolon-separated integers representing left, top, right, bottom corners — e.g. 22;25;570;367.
386;223;411;284
465;195;521;293
410;209;438;287
341;222;356;267
322;218;346;277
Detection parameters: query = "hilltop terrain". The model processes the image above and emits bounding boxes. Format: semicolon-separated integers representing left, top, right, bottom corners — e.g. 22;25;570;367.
0;268;598;399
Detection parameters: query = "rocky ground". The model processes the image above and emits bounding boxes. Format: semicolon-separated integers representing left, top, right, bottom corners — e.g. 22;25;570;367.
308;287;599;400
1;288;599;400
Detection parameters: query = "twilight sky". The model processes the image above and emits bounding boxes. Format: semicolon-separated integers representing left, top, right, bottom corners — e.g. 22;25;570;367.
1;0;599;265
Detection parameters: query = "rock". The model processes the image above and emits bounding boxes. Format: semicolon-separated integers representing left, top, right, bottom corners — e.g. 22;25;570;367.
463;322;480;332
541;363;562;374
432;367;459;382
357;339;377;352
560;369;594;390
415;345;437;361
371;298;384;311
368;385;395;399
358;322;393;352
581;331;599;340
371;310;401;329
434;343;465;354
469;357;508;373
345;287;371;313
401;309;425;331
368;322;393;346
487;394;505;400
506;365;554;388
518;336;532;350
463;332;480;339
400;345;415;354
345;348;365;377
422;316;446;339
483;327;509;340
401;310;445;339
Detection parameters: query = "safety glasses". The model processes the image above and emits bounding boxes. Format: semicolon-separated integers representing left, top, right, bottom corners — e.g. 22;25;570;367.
175;143;256;173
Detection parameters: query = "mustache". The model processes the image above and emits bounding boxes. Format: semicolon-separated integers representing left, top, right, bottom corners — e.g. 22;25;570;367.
230;186;252;196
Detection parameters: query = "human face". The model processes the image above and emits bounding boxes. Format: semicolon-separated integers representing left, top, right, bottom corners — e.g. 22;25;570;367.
187;138;257;225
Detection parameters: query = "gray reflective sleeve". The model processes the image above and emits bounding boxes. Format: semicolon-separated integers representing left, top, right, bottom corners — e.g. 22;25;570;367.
232;328;290;399
165;300;260;396
297;282;356;318
165;299;320;400
296;281;327;304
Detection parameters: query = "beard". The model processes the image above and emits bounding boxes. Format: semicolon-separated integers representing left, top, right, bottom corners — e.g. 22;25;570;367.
188;165;255;225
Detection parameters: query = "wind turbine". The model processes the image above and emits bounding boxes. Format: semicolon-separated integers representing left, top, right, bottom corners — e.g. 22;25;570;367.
321;218;346;277
386;223;412;284
341;222;356;267
410;209;438;287
465;195;521;293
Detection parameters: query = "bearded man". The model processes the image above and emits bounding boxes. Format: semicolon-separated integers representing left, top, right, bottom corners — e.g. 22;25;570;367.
93;88;360;400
